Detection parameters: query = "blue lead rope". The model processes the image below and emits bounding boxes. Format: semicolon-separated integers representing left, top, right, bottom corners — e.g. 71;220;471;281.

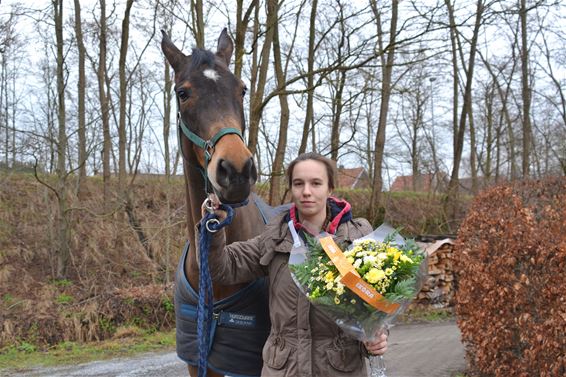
196;203;235;377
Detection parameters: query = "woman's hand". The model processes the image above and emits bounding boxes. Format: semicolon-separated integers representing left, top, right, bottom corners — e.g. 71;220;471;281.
363;330;388;356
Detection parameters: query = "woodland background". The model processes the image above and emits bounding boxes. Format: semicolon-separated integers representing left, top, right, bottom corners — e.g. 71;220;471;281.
0;0;564;278
0;0;565;373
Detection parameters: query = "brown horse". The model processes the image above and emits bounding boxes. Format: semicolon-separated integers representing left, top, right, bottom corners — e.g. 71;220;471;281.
161;29;271;377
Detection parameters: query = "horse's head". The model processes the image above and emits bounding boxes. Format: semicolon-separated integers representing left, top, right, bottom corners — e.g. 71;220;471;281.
161;29;256;204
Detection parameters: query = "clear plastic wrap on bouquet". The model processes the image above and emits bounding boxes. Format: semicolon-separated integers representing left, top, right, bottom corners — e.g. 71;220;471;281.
288;223;428;377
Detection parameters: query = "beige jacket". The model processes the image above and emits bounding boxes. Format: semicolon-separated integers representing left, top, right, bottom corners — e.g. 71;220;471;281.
202;211;373;377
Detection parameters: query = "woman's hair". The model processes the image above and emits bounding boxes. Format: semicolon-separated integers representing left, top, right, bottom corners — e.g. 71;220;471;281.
287;152;337;190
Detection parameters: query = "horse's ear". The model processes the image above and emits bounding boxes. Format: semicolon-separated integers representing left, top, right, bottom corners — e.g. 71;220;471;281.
216;28;233;67
161;29;185;72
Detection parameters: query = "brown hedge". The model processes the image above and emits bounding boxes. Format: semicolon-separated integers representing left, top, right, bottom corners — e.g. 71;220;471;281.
453;177;566;377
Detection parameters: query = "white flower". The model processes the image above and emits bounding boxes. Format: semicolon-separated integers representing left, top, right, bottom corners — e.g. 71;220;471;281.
363;255;377;264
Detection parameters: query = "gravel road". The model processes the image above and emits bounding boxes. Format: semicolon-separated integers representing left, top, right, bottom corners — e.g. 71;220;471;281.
2;321;465;377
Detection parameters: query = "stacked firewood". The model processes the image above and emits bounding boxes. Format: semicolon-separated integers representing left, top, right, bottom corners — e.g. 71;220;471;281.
415;239;455;308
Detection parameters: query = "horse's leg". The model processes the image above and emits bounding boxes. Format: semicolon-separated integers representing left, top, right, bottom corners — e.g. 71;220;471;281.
187;365;224;377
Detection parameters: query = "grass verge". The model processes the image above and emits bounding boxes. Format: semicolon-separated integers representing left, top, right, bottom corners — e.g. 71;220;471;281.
0;329;175;371
397;307;455;324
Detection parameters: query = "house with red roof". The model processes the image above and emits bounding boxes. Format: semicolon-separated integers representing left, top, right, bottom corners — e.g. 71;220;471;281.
337;167;370;189
390;173;447;192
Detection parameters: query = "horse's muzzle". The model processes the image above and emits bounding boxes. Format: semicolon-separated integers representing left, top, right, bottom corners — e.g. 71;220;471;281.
214;157;257;203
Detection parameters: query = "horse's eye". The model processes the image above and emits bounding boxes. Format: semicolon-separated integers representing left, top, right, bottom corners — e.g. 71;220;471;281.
242;87;247;97
177;88;191;101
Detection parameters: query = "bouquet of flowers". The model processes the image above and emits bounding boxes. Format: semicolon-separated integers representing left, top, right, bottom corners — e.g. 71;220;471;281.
289;224;427;377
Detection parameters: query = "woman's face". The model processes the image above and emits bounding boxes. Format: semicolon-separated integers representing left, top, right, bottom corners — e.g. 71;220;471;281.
290;159;331;220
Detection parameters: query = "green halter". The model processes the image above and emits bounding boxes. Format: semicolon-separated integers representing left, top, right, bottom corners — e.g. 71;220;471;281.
176;108;244;194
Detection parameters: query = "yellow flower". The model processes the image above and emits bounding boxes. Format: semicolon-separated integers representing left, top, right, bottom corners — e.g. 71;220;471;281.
326;282;334;290
335;283;345;295
334;296;340;304
400;255;413;263
350;299;357;304
385;268;394;276
324;271;335;282
347;257;355;264
364;268;386;284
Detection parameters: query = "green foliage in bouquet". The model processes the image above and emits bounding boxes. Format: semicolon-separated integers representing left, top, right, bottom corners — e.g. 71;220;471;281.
290;233;425;315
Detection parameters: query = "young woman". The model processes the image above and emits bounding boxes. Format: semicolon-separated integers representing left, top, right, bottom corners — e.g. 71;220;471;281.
201;152;388;376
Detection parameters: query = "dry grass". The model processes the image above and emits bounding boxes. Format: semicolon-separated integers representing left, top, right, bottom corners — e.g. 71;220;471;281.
0;173;182;348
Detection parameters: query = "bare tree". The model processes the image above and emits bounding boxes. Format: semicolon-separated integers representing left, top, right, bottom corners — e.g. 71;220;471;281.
267;0;288;205
73;0;87;197
192;0;204;48
118;0;135;193
395;62;428;191
519;0;533;177
0;8;21;169
368;0;399;223
298;0;318;155
445;0;485;228
53;0;71;278
535;22;566;174
232;0;258;79
328;3;348;162
479;47;520;181
96;0;111;204
475;80;497;182
247;0;277;155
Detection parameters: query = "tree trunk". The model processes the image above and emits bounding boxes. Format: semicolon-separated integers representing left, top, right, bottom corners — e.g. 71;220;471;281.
268;0;289;205
247;0;277;155
163;42;173;178
1;52;6;167
329;7;347;162
248;3;260;163
445;0;459;159
445;0;485;226
369;0;398;223
191;0;204;48
233;0;258;79
53;0;70;278
298;0;317;155
480;48;519;181
468;109;478;194
118;0;134;195
97;0;111;205
519;0;532;177
484;84;494;180
330;69;346;162
412;86;424;191
73;0;87;198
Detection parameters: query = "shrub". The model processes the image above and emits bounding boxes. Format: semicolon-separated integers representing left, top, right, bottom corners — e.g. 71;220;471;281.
454;177;566;377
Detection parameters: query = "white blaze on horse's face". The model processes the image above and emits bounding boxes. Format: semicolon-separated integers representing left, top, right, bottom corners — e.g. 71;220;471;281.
203;69;220;82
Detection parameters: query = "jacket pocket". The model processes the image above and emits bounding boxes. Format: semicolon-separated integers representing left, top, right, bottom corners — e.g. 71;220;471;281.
326;341;362;373
262;336;292;370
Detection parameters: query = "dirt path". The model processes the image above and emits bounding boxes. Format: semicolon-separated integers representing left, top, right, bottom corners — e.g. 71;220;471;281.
2;321;465;377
